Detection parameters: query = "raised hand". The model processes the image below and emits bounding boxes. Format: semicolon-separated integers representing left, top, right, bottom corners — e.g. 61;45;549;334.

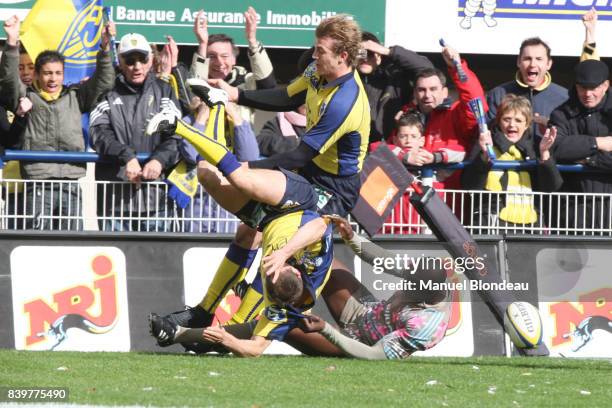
361;39;390;56
539;126;557;161
100;21;116;51
441;46;461;68
159;36;179;76
15;97;32;117
244;6;259;47
3;15;20;46
582;7;597;45
166;35;179;68
193;10;208;56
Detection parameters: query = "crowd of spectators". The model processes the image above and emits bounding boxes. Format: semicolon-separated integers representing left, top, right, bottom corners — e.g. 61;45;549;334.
0;6;610;234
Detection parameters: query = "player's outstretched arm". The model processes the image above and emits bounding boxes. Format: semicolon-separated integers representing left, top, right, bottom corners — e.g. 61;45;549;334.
329;216;408;279
300;315;387;360
203;326;271;357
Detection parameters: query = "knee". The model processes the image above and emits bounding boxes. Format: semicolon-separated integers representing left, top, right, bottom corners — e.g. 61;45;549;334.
197;163;221;190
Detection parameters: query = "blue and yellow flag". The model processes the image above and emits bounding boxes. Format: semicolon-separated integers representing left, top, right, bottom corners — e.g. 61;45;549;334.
20;0;103;84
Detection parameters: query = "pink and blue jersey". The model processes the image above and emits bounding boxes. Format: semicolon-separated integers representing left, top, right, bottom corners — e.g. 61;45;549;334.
342;299;451;359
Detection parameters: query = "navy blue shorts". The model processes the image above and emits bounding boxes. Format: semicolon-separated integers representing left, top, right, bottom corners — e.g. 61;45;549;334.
235;168;317;229
301;163;362;217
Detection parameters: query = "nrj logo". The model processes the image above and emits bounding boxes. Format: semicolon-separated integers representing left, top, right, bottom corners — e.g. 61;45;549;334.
548;288;611;351
23;255;118;349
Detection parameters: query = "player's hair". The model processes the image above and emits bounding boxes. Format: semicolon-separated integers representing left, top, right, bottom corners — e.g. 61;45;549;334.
34;50;65;73
414;67;447;87
266;268;304;306
397;113;424;134
208;33;239;58
519;37;551;59
315;14;362;68
495;94;533;128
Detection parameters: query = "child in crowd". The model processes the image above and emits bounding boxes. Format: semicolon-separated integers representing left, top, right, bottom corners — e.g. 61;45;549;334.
371;113;426;234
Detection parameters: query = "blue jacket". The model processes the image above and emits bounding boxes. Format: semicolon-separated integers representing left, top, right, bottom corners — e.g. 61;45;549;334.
486;72;568;141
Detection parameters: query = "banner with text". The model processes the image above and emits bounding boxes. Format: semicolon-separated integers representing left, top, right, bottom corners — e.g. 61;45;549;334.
386;0;612;57
0;0;385;47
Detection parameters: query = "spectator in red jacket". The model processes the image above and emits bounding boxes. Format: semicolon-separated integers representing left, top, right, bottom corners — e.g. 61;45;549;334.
397;45;487;191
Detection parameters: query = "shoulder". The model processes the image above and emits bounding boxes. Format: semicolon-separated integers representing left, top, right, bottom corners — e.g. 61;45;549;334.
488;81;517;97
543;83;569;98
550;103;572;121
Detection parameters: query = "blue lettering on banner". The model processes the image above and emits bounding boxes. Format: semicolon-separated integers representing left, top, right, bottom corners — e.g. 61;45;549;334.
458;0;612;21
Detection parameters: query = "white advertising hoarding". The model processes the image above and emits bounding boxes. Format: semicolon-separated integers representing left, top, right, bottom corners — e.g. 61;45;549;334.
386;0;612;57
11;246;131;352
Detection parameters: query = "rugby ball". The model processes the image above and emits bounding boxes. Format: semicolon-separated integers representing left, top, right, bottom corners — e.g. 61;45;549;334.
503;302;543;349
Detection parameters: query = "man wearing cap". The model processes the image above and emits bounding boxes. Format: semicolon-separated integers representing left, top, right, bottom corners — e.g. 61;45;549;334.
550;59;612;230
90;33;181;232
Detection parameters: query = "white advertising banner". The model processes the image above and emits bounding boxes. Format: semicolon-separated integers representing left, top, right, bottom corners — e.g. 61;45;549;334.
182;246;301;355
415;275;475;357
183;246;477;357
386;0;612;57
536;247;612;358
11;246;130;351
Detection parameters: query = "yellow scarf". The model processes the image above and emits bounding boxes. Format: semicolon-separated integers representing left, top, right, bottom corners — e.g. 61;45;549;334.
166;160;199;208
34;80;62;101
485;145;537;224
515;71;552;92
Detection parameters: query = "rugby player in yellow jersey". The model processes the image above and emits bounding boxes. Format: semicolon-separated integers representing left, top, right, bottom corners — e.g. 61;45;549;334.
146;81;339;354
150;203;335;355
153;15;370;334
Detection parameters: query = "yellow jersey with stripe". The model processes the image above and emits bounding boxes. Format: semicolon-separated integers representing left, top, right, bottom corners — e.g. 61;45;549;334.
253;210;333;341
286;63;370;177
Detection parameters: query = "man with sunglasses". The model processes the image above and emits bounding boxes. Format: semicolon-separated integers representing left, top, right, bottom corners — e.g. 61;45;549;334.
357;32;433;145
90;33;181;232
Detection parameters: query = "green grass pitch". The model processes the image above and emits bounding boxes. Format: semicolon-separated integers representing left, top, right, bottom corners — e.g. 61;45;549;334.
0;350;610;407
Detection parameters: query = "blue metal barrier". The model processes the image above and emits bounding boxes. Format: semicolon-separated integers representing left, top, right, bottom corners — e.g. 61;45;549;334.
0;151;151;167
0;149;597;173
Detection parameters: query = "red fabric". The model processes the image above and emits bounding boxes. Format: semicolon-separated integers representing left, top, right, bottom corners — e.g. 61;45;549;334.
370;61;487;234
398;60;487;189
